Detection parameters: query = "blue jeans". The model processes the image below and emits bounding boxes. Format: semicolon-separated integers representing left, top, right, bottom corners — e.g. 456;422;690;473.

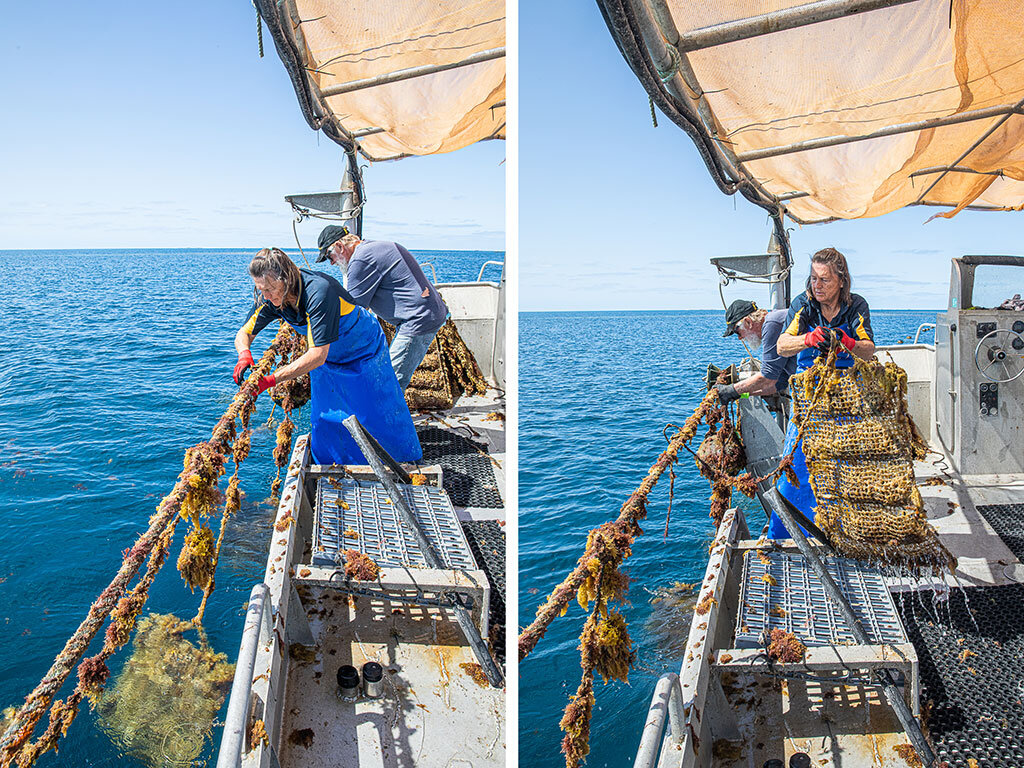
390;328;437;390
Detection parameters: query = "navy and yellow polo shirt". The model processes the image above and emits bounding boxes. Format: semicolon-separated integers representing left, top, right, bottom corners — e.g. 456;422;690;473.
783;291;873;370
242;269;383;365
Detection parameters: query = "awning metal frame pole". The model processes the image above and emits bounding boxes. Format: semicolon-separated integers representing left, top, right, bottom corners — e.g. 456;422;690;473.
737;103;1024;163
912;94;1024;204
909;165;1004;178
676;0;923;52
342;415;504;688
630;0;744;185
764;487;936;767
320;48;505;98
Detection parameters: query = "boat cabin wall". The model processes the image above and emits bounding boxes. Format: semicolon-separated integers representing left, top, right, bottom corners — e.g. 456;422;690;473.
935;256;1024;475
437;281;504;387
874;344;935;447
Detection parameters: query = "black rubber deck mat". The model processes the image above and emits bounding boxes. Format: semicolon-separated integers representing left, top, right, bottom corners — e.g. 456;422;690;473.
976;503;1024;562
462;520;506;668
895;584;1024;768
416;425;503;508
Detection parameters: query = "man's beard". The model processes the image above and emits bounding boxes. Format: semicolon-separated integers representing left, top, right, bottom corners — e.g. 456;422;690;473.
739;332;762;352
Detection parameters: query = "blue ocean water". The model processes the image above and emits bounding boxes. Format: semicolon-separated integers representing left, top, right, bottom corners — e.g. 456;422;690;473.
0;247;502;767
518;308;938;767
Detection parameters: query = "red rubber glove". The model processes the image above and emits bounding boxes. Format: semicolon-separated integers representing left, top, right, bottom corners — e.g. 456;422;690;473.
837;329;856;352
233;350;254;385
804;326;828;348
256;374;276;395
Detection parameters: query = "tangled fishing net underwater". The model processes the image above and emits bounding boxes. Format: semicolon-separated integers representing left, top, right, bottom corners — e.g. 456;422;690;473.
96;614;234;767
792;355;955;573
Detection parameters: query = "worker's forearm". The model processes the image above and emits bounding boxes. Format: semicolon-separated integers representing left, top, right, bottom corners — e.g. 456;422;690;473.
735;374;778;397
273;345;329;384
852;340;875;360
234;327;255;355
776;333;804;357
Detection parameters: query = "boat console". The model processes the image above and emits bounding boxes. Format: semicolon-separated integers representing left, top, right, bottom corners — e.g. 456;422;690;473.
935;255;1024;474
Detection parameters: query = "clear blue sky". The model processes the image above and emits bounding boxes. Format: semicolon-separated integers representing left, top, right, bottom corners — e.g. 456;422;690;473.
520;2;1024;311
0;1;504;251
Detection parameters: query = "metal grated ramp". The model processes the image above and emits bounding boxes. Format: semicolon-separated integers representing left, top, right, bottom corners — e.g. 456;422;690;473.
313;477;478;570
897;584;1024;768
462;520;506;667
416;425;503;508
736;550;908;648
977;503;1024;562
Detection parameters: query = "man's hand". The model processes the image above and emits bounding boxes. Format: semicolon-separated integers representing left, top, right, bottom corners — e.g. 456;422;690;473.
804;326;834;354
715;383;741;405
256;374;276;395
233;350;255;385
836;329;856;352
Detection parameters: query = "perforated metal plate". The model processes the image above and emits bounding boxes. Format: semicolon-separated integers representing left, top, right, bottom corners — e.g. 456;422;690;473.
897;584;1024;768
736;550;908;648
313;477;478;570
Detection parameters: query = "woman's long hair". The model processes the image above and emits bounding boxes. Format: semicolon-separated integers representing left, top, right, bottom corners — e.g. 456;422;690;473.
805;247;851;306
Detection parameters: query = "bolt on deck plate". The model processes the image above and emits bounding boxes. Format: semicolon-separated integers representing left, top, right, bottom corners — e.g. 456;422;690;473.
313;477;478;571
736;549;908;648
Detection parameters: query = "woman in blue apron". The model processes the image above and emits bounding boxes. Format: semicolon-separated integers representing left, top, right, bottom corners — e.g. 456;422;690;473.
770;247;875;538
232;247;422;465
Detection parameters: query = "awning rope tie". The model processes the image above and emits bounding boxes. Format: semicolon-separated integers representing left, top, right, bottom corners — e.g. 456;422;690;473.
655;46;680;84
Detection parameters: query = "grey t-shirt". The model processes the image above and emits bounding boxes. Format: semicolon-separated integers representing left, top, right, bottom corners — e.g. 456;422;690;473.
344;240;448;336
761;308;797;390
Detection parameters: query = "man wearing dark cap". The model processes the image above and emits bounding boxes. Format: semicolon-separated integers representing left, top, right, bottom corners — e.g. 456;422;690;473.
317;225;448;390
716;299;796;404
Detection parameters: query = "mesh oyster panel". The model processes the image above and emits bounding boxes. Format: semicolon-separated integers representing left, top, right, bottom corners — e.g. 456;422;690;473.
790;357;952;570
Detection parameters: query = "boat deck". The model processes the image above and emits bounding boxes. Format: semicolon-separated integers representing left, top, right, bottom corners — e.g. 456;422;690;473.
668;442;1024;768
236;391;505;768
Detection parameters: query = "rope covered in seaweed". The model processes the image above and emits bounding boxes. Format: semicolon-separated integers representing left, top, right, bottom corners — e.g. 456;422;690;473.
0;323;301;768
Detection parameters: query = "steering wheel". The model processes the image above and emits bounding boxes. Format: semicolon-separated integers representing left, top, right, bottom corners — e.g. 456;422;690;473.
974;328;1024;383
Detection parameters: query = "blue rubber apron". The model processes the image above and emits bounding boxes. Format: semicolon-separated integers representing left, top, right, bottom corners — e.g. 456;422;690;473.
289;309;422;466
770;342;856;539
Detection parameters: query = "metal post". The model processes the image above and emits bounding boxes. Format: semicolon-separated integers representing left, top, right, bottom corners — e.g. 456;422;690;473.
320;48;505;98
633;674;677;768
217;583;270;768
736;102;1024;163
765;488;936;766
674;0;923;52
342;416;504;688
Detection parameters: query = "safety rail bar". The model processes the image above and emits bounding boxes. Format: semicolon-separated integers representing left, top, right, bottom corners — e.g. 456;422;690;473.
634;672;686;768
420;261;439;283
216;583;272;768
477;260;504;282
914;323;936;344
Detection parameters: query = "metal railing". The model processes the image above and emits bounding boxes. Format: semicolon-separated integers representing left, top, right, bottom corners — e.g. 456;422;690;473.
633;672;686;768
914;323;936;344
216;583;272;768
477;260;504;283
420;261;439;283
